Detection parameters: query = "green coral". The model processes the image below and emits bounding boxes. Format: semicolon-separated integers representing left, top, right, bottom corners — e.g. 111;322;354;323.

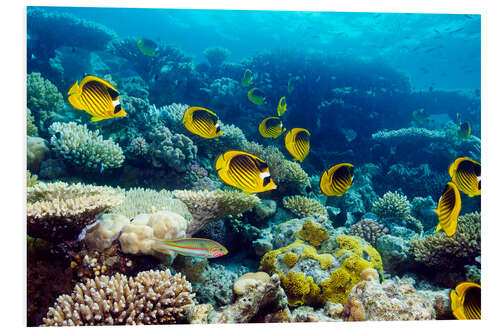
48;122;124;171
27;108;38;136
27;72;64;134
295;220;329;247
27;170;38;187
372;191;411;218
283;195;327;218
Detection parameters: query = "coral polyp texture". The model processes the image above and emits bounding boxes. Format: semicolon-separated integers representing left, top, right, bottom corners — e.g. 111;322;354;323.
349;218;389;247
371;191;411;218
49;122;125;171
173;189;260;236
42;269;195;326
27;182;123;243
282;195;328;218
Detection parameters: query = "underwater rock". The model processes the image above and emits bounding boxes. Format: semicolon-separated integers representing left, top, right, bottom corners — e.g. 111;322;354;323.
38;158;66;180
254;199;277;222
253;238;273;257
27;136;49;173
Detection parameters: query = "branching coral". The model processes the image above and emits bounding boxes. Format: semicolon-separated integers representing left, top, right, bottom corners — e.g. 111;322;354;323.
27;170;38;187
411;212;480;269
372;127;445;144
49;122;125;171
349;218;389;247
203;46;230;68
27;181;123;243
27;108;38;136
283;196;328;218
173;189;260;236
371;191;411;218
42;269;195;326
27;72;64;113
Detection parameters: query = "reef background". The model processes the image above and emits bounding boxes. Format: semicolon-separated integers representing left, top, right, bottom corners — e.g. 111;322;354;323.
26;7;480;326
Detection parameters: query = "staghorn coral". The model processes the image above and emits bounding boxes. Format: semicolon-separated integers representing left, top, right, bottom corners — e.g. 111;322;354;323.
27;108;38;136
371;191;411;218
174;189;260;236
411;212;480;269
110;187;192;220
49;122;124;171
349;218;389;247
283;195;328;218
42;269;195;326
27;181;123;243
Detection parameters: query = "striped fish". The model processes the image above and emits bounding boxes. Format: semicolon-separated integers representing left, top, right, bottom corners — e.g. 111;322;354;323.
450;282;481;320
248;88;267;105
449;157;481;197
241;69;253;88
67;75;126;122
285;128;310;162
258;117;285;139
458;121;471;139
435;182;462;237
215;150;277;194
277;96;287;116
182;106;222;139
320;163;354;196
153;238;228;258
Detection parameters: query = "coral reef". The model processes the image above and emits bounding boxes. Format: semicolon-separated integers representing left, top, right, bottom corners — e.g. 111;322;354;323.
42;269;195;326
371;191;411;219
84;214;130;251
27;108;38;136
203;46;230;68
375;235;411;275
372;127;445;144
173;189;260;236
49;122;125;171
27;182;123;243
349;218;389;247
253;199;278;222
27;170;38;187
282;195;328;218
27;136;49;173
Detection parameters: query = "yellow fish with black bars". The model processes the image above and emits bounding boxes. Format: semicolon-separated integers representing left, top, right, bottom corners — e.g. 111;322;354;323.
450;282;481;320
277;96;287;116
137;38;159;57
434;182;462;237
67;75;126;122
258;117;286;139
248;88;267;105
448;157;480;197
182;106;222;139
215;150;277;194
284;128;310;162
241;69;253;88
458;121;471;139
319;163;354;196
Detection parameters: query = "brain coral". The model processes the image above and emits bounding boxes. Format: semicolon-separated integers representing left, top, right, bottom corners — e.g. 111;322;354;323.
49;122;124;171
259;234;383;307
42;269;194;326
371;191;411;218
283;195;328;218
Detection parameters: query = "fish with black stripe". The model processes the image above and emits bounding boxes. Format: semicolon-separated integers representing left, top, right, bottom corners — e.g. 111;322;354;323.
67;75;126;122
319;163;354;196
458;121;472;139
258;117;286;139
434;182;462;237
284;128;310;162
182;106;222;139
215;150;277;193
450;282;481;320
449;157;481;197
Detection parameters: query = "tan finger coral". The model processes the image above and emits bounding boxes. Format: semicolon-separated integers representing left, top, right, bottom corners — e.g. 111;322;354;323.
42;269;195;326
27;182;123;243
282;195;328;218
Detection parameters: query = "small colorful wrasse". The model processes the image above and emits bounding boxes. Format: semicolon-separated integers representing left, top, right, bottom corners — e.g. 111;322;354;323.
320;163;354;196
448;157;481;197
67;75;126;122
450;282;481;320
153;238;228;258
277;96;287;116
284;128;310;162
182;106;222;138
241;69;253;87
258;116;286;139
435;182;462;237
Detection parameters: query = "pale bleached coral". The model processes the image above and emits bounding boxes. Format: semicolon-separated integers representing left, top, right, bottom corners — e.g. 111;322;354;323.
27;182;123;243
84;214;130;251
42;269;195;326
283;195;328;218
371;191;411;218
233;272;271;295
110;187;192;220
49;122;124;171
174;189;260;236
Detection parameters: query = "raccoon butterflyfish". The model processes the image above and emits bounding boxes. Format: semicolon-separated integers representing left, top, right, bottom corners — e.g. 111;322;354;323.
412;108;429;125
434;182;462;237
153;238;228;258
277;96;287;116
319;163;354;196
258;117;286;139
241;69;253;88
284;128;310;162
67;75;126;122
450;282;481;320
215;150;277;194
248;88;267;105
137;38;159;56
448;157;481;197
288;77;294;94
458;121;471;139
182;106;222;139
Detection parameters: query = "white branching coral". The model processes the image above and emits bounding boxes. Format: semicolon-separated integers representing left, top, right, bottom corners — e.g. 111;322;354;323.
42;269;195;326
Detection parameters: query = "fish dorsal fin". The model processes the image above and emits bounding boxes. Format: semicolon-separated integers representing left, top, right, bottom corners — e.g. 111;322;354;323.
81;75;117;91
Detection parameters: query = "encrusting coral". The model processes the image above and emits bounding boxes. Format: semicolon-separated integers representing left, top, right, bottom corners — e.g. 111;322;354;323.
173;189;260;236
371;191;411;218
49;122;125;171
27;181;123;243
283;195;328;218
42;269;195;326
349;218;389;247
